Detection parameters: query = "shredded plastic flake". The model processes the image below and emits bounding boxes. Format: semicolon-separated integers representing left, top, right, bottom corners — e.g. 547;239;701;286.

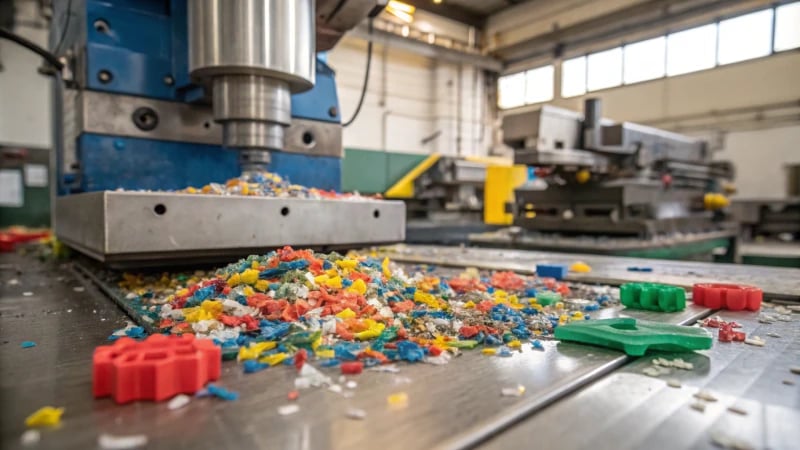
24;406;64;428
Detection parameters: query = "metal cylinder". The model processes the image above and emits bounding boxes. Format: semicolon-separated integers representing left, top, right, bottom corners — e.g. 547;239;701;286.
188;0;315;158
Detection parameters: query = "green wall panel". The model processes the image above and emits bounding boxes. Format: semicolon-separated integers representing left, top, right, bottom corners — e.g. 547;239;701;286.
342;148;427;194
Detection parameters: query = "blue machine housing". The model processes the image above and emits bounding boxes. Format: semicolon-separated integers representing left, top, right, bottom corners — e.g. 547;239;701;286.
56;0;343;193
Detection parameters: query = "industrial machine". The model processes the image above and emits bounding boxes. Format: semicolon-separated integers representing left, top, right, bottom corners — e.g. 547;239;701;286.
502;99;736;238
48;0;406;266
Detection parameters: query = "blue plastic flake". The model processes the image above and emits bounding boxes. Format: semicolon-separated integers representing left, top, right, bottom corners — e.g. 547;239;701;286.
525;288;538;297
397;341;425;362
532;340;544;350
342;278;353;287
496;346;513;357
487;286;495;294
521;307;539;315
206;384;239;401
512;326;532;339
536;264;568;280
485;334;502;346
235;295;247;305
584;303;600;312
260;322;291;340
361;357;382;367
597;295;610;304
243;360;269;374
323;260;333;270
269;283;281;291
334;342;361;361
259;260;309;279
404;286;416;295
125;326;147;339
20;341;36;348
319;358;341;368
627;266;653;272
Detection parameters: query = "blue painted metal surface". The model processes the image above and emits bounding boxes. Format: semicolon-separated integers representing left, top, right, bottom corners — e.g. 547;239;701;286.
59;0;344;195
76;134;341;192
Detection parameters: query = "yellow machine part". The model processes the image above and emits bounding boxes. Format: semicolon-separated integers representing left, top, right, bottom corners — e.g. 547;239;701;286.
385;153;442;199
484;165;528;225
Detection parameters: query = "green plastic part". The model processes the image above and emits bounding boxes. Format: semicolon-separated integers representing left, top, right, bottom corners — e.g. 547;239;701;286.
554;317;712;356
448;340;479;349
537;291;562;306
620;282;686;312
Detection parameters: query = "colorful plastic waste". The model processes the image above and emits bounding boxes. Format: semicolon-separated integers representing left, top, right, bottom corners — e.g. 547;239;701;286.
570;261;592;273
620;282;686;312
627;266;653;272
718;323;746;342
554;317;712;356
536;264;568;280
692;283;762;311
20;341;36;348
93;334;221;404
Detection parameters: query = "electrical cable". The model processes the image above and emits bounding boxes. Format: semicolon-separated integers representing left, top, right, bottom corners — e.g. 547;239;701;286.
0;27;63;70
53;0;73;55
342;19;374;128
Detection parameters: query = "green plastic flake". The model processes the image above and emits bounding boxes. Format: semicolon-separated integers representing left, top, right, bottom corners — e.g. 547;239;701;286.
537;291;562;306
448;340;479;349
620;283;686;312
554;317;712;356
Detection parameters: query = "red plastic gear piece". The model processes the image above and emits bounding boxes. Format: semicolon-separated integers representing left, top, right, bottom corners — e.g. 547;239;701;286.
692;283;763;311
93;334;221;404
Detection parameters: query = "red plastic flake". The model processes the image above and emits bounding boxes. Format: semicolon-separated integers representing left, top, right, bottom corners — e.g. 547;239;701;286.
490;271;526;291
448;278;486;293
93;334;221;404
294;349;308;371
428;345;443;357
341;361;364;375
693;283;762;311
718;323;746;342
287;390;299;401
459;325;479;338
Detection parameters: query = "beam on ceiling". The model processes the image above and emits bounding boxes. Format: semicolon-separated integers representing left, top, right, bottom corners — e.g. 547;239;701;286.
404;0;486;28
349;24;503;72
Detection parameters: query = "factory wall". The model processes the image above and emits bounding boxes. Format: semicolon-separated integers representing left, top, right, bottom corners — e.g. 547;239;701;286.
0;2;51;149
328;36;491;158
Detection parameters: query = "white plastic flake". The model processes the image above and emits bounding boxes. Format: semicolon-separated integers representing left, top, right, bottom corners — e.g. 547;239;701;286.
666;379;682;388
20;430;40;447
501;385;526;397
694;390;718;402
709;430;755;450
167;394;191;410
345;408;367;420
744;336;765;347
97;433;148;449
278;404;300;416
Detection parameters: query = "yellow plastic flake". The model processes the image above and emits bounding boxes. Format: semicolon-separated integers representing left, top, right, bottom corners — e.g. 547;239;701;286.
25;406;64;427
347;278;367;295
227;273;241;287
237;341;277;361
185;186;198;194
482;348;497;355
507;340;522;349
382;257;391;278
176;288;189;297
324;276;343;289
572;311;585;320
570;261;592;273
311;335;322;351
336;259;358;270
336;308;356;319
258;352;288;366
315;349;335;359
183;300;223;322
240;269;259;285
387;392;409;409
464;301;476;309
255;280;270;292
314;274;329;285
414;291;443;309
240;181;250;195
355;320;385;341
242;286;254;297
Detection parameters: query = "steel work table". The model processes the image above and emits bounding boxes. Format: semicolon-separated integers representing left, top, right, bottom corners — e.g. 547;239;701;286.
1;246;798;449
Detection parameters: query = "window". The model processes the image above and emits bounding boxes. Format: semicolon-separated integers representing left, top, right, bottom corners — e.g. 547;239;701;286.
525;65;554;104
498;72;525;109
587;47;622;91
561;56;586;98
623;37;666;84
498;66;554;109
775;2;800;51
666;24;717;76
718;9;773;65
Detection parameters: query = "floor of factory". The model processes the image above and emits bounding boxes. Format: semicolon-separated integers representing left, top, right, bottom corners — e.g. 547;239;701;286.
1;248;798;450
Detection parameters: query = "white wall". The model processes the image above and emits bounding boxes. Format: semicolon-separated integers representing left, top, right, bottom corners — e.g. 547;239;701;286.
0;1;51;148
328;35;490;157
714;126;800;199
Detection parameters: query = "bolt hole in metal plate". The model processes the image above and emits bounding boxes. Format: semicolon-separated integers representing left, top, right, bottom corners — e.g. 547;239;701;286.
281;207;290;216
153;204;167;216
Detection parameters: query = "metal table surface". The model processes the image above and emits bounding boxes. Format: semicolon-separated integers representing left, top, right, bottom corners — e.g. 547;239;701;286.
1;248;796;450
479;309;800;450
377;245;800;300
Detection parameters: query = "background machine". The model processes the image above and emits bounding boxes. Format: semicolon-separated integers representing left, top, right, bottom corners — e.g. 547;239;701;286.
49;0;406;267
502;99;736;238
